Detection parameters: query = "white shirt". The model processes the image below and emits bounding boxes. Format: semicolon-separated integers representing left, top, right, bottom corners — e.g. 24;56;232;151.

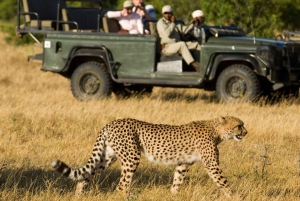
106;11;144;34
193;26;201;38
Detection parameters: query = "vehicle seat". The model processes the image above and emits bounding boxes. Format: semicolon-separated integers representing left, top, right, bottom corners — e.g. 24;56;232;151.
102;17;121;33
61;8;78;31
19;0;59;30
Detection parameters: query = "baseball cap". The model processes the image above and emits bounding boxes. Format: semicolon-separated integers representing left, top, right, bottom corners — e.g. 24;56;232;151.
192;10;204;18
123;0;133;8
162;5;172;13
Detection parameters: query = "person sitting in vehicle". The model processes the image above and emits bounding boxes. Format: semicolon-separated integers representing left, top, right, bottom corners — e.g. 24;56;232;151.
106;0;143;34
132;0;156;34
132;0;156;20
156;5;201;72
184;10;206;42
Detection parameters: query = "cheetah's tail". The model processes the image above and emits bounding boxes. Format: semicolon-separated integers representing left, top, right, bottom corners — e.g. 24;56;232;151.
51;160;74;179
51;159;90;181
51;129;107;181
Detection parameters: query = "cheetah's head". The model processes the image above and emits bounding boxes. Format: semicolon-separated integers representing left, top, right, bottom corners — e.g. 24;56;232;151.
218;116;247;142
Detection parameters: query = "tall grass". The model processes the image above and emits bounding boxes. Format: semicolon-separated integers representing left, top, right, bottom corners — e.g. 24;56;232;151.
0;32;299;200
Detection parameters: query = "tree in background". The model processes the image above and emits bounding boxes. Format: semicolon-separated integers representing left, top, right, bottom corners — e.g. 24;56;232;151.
148;0;300;38
0;0;17;20
0;0;300;42
200;0;292;37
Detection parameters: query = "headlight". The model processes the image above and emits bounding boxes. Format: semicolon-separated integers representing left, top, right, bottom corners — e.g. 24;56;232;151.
256;46;275;68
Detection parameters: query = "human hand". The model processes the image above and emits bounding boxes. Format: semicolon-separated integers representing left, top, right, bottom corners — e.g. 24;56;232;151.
120;9;127;16
137;5;145;11
171;15;176;23
137;2;145;10
192;18;199;26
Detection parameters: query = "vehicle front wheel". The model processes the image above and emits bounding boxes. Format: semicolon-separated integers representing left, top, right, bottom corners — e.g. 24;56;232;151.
216;64;261;102
71;62;112;100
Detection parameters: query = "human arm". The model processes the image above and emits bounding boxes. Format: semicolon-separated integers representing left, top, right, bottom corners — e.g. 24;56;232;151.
135;4;150;20
135;4;155;20
137;17;144;34
182;22;194;34
156;18;176;38
181;18;202;39
106;11;121;18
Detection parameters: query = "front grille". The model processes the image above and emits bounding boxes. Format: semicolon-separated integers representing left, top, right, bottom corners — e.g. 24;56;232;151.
273;48;284;68
286;46;300;72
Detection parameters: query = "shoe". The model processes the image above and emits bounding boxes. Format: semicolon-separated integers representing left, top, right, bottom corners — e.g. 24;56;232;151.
191;61;200;72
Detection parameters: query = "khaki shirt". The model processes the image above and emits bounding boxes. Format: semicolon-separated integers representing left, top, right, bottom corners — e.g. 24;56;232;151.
156;17;193;45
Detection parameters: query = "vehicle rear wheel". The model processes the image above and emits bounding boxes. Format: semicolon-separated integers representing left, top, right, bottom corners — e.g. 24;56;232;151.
216;64;261;102
71;62;112;100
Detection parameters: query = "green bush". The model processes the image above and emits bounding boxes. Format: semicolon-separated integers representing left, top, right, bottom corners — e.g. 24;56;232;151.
0;20;39;45
0;1;17;21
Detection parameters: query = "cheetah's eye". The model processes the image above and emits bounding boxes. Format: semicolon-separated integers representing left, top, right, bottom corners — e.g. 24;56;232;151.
236;125;242;130
233;125;242;133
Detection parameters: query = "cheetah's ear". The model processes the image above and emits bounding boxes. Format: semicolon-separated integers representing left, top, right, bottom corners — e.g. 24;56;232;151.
218;116;227;123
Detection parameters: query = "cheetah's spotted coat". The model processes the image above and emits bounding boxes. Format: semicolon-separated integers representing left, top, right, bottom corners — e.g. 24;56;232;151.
52;116;247;198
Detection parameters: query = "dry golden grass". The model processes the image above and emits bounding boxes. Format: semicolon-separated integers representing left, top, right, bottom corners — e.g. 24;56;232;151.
0;31;299;201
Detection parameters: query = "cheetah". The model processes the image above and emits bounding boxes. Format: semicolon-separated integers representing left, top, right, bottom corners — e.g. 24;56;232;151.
51;116;247;198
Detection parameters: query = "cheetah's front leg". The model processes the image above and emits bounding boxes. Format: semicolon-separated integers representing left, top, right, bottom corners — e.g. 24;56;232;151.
170;163;191;194
203;157;232;198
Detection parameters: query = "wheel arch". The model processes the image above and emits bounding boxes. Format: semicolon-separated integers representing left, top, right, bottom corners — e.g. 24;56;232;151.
60;47;111;78
208;53;261;81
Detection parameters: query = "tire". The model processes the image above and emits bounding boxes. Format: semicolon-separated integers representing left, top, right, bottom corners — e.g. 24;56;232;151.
216;64;261;102
71;62;112;100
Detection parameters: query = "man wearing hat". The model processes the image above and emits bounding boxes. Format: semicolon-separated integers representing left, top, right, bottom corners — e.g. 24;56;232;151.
106;0;143;34
156;5;201;72
190;10;205;40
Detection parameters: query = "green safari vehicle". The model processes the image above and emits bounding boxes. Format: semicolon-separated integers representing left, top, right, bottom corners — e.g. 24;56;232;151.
17;0;300;102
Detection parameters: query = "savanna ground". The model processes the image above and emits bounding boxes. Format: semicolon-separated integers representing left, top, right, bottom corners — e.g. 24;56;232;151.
0;31;299;201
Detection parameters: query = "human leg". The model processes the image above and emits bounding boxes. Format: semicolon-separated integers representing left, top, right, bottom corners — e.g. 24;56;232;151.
163;42;200;72
163;42;194;64
186;41;201;51
186;41;201;72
